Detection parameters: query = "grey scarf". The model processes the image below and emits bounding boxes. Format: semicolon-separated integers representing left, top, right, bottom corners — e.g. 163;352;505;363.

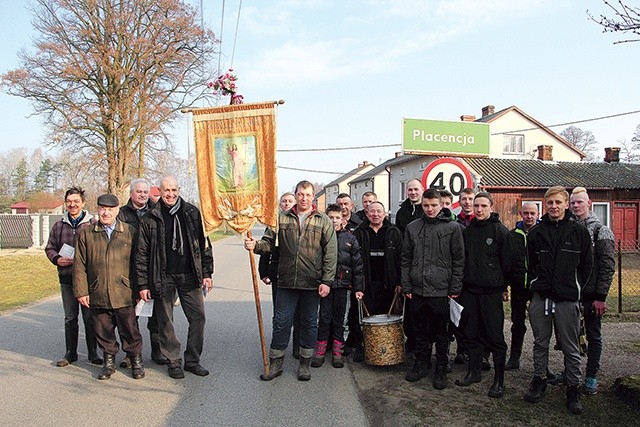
169;198;184;256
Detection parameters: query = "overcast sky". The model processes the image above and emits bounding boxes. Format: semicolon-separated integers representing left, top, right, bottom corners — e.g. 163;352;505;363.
1;0;639;196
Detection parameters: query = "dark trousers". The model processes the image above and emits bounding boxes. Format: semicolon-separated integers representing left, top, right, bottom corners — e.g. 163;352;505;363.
582;300;604;378
271;288;320;351
317;288;351;343
60;280;98;357
410;295;449;366
147;308;160;344
91;306;142;357
510;288;531;339
156;273;206;369
460;292;507;358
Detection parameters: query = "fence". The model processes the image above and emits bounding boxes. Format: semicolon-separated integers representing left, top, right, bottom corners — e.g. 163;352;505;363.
612;240;640;314
0;214;62;249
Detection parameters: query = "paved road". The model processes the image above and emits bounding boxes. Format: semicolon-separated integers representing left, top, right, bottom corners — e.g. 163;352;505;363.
0;233;369;427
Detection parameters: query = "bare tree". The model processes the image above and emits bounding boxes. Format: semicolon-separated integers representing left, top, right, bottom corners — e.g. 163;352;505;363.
560;125;600;161
588;1;640;43
1;0;218;194
617;138;640;163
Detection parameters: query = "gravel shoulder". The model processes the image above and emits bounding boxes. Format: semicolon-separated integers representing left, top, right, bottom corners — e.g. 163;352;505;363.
349;319;640;426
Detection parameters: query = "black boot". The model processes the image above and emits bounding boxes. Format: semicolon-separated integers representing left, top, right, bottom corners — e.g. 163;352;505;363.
505;333;524;371
151;341;170;365
131;355;145;379
98;354;116;380
566;384;584;415
433;364;448;390
488;352;506;398
297;347;313;381
57;324;79;367
260;349;285;381
524;375;547;403
406;360;429;383
455;348;482;386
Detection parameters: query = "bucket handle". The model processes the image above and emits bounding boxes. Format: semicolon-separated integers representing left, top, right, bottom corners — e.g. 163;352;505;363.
358;298;371;325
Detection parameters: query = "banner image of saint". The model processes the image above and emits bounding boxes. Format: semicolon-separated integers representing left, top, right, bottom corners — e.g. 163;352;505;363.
215;135;259;193
192;102;278;234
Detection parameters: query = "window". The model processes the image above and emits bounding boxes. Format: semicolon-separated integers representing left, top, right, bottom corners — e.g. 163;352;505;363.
400;181;406;199
420;161;428;171
400;167;406;175
503;134;524;154
592;202;610;228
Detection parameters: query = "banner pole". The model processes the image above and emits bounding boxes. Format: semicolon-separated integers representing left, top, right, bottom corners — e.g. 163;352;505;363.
247;229;270;376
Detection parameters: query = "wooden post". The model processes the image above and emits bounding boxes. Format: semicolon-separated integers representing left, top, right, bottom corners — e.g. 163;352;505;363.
247;229;270;376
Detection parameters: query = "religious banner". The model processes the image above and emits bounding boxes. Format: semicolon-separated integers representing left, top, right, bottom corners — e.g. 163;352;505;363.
193;101;278;234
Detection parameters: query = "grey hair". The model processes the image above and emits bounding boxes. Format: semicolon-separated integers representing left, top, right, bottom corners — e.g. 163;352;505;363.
130;178;151;192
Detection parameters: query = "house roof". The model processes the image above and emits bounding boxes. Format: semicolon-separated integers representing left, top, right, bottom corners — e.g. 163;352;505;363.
465;157;640;190
10;201;29;209
349;155;421;184
475;105;586;159
324;162;376;188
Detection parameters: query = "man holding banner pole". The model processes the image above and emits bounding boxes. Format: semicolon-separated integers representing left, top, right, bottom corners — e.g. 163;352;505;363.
244;180;337;381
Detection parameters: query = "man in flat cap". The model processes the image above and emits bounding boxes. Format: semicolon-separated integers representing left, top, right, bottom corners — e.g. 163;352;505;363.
74;194;144;380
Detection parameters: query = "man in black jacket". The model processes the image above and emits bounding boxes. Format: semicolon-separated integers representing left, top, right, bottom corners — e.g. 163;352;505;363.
502;202;539;370
336;193;361;232
401;189;464;389
117;178;167;368
137;176;214;379
395;179;423;233
349;201;402;362
455;192;509;398
524;186;593;415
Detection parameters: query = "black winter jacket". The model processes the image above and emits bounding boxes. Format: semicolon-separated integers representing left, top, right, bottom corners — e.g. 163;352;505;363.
462;213;509;294
333;229;365;291
136;197;214;298
117;198;156;230
576;212;615;302
353;218;402;290
401;209;464;297
502;220;536;293
395;198;423;233
527;210;593;302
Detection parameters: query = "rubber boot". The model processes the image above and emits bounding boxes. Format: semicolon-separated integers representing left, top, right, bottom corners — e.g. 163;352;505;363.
488;352;506;398
298;347;313;381
98;354;116;380
260;349;285;381
566;384;584;415
505;333;524;371
455;348;482;386
332;340;345;368
57;324;79;367
131;354;145;379
151;340;170;365
311;340;328;368
433;364;448;390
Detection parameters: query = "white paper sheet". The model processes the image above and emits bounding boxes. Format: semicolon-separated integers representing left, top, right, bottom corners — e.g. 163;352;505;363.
135;299;154;317
449;298;464;327
59;243;75;258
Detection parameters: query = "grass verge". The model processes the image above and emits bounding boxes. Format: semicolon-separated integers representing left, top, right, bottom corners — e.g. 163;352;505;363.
0;254;59;313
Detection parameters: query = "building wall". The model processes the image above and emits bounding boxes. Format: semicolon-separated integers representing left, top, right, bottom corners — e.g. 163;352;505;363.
487;111;582;162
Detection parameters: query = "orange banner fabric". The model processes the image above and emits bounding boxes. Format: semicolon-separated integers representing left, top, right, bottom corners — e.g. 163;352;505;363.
193;101;278;234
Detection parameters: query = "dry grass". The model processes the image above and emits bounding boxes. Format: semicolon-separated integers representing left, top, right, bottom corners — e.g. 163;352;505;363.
0;253;59;312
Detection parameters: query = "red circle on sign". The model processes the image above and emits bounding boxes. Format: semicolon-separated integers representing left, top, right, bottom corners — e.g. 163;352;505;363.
421;158;473;209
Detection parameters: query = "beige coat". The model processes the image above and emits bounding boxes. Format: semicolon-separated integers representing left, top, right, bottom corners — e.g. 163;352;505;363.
73;220;136;309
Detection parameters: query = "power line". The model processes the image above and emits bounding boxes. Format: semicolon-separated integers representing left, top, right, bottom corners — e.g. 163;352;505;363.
216;0;225;76
278;143;398;152
278;166;344;174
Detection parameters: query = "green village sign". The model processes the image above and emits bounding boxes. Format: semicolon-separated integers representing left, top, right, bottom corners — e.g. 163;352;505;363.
402;118;490;157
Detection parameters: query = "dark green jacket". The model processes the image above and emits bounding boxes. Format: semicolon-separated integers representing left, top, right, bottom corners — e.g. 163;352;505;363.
255;207;337;290
73;220;136;309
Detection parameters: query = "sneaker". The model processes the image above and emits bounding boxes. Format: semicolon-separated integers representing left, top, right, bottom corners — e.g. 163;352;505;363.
584;376;598;395
549;370;567;386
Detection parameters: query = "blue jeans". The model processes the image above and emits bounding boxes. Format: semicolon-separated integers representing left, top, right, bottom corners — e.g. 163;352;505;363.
271;288;320;351
582;300;603;378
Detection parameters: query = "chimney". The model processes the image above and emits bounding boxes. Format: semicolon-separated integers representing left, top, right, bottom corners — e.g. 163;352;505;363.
481;105;495;117
395;152;403;158
460;115;476;122
604;147;621;163
537;145;553;161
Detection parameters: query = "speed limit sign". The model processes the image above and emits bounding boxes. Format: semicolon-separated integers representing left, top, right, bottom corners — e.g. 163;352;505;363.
421;158;474;206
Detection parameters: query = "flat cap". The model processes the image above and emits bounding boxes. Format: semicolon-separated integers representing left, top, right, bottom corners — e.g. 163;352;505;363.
97;194;119;207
